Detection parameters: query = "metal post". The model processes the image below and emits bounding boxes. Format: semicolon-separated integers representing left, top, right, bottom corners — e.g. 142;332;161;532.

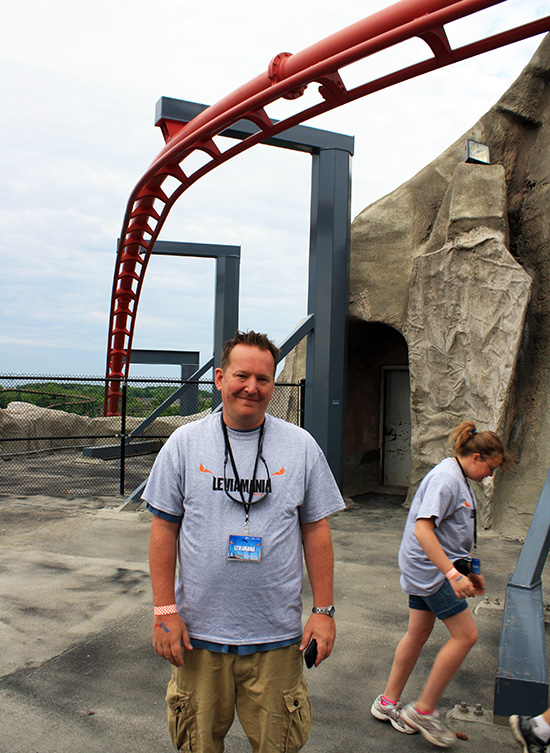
299;378;306;428
120;379;127;496
180;364;198;416
212;253;240;410
509;469;550;589
494;468;550;720
213;254;241;367
305;147;351;486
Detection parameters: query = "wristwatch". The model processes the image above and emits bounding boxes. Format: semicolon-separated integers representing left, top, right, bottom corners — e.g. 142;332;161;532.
312;605;335;618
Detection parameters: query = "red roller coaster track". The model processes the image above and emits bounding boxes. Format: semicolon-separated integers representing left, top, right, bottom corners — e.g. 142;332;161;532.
104;0;550;416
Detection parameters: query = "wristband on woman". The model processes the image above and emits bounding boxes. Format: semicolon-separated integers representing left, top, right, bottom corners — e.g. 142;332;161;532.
445;567;462;581
154;604;178;616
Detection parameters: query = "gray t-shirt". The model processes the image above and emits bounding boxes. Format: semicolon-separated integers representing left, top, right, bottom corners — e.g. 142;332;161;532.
398;457;476;596
143;412;345;644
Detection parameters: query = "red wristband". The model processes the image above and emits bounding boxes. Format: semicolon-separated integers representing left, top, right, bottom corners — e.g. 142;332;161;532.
154;604;178;616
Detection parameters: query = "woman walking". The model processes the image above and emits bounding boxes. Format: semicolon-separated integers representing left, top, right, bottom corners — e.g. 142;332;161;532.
371;421;511;747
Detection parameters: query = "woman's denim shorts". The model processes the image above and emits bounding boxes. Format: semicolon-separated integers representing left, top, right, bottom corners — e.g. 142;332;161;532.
409;578;468;620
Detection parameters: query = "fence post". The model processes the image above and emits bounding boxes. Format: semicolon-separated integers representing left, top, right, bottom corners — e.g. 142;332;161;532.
299;379;306;428
120;379;127;496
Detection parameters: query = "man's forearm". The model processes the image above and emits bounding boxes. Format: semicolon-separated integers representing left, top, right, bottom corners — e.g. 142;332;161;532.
301;518;335;606
149;515;180;605
300;517;337;663
149;515;190;665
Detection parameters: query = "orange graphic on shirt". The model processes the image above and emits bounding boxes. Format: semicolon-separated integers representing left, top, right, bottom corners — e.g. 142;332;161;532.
272;467;285;476
464;500;472;507
200;463;213;474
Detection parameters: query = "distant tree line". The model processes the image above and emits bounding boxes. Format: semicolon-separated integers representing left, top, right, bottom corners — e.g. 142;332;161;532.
0;382;213;418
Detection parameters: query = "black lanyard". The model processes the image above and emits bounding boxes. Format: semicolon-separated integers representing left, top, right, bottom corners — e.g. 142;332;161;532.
221;415;269;532
455;457;477;548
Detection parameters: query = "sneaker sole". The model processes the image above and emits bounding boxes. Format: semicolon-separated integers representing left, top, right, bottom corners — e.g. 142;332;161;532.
401;711;454;747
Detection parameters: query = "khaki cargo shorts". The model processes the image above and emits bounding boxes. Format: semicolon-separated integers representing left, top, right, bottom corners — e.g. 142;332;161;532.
166;643;311;753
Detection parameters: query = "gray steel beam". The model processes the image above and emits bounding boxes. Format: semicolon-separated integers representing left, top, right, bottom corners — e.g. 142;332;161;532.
83;440;162;460
154;239;240;258
214;255;240;367
305;147;351;486
494;469;550;720
494;581;548;722
278;315;315;361
509;469;550;588
119;478;148;512
155;97;354;154
131;349;199;366
131;349;200;415
127;357;214;440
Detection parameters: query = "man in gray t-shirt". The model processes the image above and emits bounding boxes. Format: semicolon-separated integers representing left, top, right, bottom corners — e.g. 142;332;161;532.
145;331;345;753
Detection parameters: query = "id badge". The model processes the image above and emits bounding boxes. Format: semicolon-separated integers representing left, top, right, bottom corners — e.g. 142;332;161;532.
228;534;262;562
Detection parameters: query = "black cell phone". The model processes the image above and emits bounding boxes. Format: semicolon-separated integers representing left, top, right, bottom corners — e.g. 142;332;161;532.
304;638;317;668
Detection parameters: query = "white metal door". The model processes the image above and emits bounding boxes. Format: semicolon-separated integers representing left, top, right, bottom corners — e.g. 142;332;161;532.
381;367;411;487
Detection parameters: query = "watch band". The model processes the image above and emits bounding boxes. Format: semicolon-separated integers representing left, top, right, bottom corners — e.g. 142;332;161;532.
312;605;335;618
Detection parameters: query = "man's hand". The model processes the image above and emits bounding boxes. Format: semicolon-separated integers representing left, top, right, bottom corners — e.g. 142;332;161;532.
299;613;336;667
152;612;193;667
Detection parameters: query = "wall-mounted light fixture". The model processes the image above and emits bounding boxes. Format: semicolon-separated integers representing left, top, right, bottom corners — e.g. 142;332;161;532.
461;139;490;165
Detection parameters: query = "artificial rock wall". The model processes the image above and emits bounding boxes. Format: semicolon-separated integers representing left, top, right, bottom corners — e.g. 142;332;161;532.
282;33;550;537
348;33;550;536
405;166;531;527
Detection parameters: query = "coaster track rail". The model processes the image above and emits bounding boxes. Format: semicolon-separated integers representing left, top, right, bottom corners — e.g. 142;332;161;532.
105;0;550;415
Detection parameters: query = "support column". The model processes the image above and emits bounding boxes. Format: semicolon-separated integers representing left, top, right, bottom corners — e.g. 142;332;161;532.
305;147;351;486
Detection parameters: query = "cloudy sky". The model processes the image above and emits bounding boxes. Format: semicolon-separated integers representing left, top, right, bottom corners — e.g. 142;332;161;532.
1;0;548;379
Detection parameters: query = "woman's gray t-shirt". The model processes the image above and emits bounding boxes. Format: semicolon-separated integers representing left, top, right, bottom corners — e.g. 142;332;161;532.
398;457;476;596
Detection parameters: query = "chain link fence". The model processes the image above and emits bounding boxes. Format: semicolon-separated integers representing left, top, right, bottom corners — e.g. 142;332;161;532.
0;375;303;500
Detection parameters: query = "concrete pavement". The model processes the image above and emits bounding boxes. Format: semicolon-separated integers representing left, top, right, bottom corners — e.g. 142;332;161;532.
0;492;543;752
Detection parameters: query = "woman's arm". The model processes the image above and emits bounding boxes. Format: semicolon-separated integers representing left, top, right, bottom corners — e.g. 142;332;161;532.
414;517;475;599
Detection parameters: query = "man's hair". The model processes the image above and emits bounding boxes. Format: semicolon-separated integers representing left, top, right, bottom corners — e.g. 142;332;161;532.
221;331;280;375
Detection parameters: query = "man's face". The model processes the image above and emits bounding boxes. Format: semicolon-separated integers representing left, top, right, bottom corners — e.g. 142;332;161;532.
214;344;275;430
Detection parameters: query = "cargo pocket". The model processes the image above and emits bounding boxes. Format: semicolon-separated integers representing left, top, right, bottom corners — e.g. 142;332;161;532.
166;677;197;752
282;674;312;752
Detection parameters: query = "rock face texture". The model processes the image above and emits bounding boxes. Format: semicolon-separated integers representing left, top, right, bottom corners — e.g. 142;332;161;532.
405;166;531;528
282;34;550;537
350;33;550;536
